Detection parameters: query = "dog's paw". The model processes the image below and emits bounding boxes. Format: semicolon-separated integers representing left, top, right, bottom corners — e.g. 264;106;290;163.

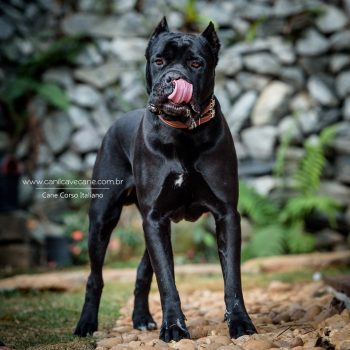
74;307;98;337
74;319;97;337
133;312;157;331
226;313;257;339
159;318;190;342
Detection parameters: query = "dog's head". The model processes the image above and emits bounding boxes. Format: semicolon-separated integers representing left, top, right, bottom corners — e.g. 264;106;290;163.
145;17;220;121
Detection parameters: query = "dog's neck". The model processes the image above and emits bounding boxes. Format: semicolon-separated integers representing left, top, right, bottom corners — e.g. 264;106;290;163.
158;97;216;130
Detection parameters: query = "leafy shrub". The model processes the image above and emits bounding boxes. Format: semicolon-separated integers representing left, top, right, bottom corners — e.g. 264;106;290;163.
240;126;342;260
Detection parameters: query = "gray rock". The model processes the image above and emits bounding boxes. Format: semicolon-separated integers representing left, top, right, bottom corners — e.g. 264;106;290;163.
68;105;92;129
307;76;338;106
277;116;302;143
280;67;305;90
316;5;348;34
214;84;231;117
227;91;257;134
319;181;350;205
296;29;329;56
345;0;350;17
84;152;97;170
290;92;315;112
344;97;350;121
299;57;329;75
336;71;350;98
232;18;250;35
74;44;103;66
238;159;275;177
61;13;100;36
90;13;146;38
335;155;350;184
15;136;29;159
0;17;14;40
247;176;279;196
59;151;83;172
234;140;248;160
298;109;319;134
71;127;101;153
110;37;148;63
225;80;242;100
236;72;270;91
68;85;102;108
329;54;350;73
18;175;34;207
0;132;11;152
274;0;304;17
332;122;350;154
167;12;184;30
37;144;54;165
330;30;350;50
113;0;137;14
91;104;113;136
119;70;146;107
230;39;270;55
252;81;293;126
237;3;273;20
43;112;73;154
74;61;121;89
200;2;235;26
25;4;39;20
77;0;96;11
268;36;295;64
241;126;278;160
43;68;74;90
217;49;243;76
256;19;285;37
315;229;344;249
318;109;341;130
243;53;281;75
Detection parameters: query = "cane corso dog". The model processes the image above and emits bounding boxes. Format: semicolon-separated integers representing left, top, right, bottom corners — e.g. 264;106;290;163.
75;17;257;342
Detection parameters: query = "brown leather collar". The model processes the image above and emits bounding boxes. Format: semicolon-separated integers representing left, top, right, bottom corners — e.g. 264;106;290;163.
159;98;215;130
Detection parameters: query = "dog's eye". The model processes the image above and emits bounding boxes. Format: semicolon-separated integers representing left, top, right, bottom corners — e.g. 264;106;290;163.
190;61;201;69
154;58;165;66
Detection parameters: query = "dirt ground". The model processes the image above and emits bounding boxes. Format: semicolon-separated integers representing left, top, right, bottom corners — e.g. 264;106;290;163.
94;281;350;350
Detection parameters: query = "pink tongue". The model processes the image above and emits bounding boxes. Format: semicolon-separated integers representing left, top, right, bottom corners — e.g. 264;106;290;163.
168;79;193;104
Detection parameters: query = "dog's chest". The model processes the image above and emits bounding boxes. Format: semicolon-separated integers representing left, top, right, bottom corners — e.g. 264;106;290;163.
154;170;210;222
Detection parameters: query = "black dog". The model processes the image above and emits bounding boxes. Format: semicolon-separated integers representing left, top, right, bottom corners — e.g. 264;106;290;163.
75;17;256;342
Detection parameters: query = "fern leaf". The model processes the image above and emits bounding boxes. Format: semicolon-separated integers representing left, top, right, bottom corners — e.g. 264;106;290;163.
239;182;280;226
247;225;286;257
286;224;315;254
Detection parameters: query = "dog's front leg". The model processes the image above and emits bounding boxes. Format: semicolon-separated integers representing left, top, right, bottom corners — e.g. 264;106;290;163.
143;215;190;342
215;209;257;338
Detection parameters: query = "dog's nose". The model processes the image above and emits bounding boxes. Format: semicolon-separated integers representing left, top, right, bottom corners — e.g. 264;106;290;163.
165;72;181;84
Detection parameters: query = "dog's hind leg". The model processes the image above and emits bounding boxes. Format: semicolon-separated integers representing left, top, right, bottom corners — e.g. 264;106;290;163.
74;195;123;337
132;249;157;330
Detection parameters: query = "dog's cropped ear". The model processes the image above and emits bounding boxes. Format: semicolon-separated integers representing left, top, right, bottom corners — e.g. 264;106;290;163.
150;17;169;40
201;22;220;63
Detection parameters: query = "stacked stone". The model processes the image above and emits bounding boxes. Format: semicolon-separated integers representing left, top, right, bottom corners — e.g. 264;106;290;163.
0;0;349;247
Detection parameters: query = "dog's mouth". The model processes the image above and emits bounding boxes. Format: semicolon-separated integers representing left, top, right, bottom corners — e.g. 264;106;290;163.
148;79;200;118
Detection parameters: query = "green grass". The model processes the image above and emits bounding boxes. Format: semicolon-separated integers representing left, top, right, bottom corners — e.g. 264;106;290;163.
0;281;133;350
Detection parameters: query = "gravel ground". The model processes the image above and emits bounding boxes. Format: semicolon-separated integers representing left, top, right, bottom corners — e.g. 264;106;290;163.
94;281;350;350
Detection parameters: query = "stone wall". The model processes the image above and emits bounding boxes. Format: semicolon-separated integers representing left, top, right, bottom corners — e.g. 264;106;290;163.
0;0;350;246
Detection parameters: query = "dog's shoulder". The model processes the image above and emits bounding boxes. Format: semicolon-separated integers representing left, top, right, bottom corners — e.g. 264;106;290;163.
102;108;145;155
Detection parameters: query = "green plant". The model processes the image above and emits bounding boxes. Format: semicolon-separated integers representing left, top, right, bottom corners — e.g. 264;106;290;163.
178;0;213;31
244;17;267;43
240;126;341;260
0;36;85;139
